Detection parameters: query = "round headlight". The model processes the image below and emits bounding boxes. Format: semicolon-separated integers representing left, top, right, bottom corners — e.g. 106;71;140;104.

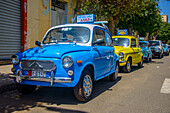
11;55;19;65
119;52;124;58
62;56;73;68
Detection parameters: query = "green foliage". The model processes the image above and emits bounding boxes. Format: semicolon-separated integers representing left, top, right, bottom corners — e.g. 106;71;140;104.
78;0;162;36
157;22;170;43
117;0;162;37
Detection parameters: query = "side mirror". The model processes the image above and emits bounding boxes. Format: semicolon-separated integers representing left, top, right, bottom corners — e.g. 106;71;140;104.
35;41;41;46
93;38;104;45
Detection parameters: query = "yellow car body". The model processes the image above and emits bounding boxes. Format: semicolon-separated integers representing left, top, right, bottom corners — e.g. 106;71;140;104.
112;36;143;72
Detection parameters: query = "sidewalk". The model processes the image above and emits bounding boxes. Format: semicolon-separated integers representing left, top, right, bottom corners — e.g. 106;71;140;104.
0;64;16;94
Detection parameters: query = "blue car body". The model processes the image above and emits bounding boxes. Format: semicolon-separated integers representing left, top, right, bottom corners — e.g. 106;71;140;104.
139;41;152;62
163;44;169;56
10;23;119;101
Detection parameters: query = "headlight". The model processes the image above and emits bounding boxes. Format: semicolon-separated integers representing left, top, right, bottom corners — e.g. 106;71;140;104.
11;55;19;65
119;52;124;58
156;48;161;51
62;56;73;68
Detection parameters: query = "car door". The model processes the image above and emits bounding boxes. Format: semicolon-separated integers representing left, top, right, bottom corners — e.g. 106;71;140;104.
131;38;138;64
106;31;115;71
93;28;110;78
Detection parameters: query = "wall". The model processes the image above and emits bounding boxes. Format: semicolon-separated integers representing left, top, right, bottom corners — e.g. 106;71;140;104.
27;0;76;49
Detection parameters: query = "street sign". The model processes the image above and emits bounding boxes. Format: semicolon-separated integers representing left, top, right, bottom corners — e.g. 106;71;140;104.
77;14;95;23
117;29;127;35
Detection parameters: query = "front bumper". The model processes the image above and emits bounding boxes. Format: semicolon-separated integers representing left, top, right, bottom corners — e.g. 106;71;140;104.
119;60;126;66
9;74;71;85
151;50;161;56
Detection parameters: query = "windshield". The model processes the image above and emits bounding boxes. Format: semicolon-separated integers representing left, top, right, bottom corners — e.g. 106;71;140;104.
139;42;148;47
149;41;160;46
43;27;90;44
112;38;129;47
163;44;167;48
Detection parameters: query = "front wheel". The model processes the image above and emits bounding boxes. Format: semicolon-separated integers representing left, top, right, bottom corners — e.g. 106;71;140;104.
74;70;93;102
110;62;119;81
123;59;131;73
16;83;37;94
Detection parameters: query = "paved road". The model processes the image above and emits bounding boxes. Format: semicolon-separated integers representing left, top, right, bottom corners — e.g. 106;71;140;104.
0;56;170;113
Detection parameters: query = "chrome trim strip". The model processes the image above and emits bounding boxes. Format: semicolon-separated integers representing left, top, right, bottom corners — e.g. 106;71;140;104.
9;75;71;83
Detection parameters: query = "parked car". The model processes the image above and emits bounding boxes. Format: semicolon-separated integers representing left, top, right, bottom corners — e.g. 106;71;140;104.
149;40;164;58
139;41;152;62
168;45;170;52
163;44;169;56
112;36;143;73
10;20;119;102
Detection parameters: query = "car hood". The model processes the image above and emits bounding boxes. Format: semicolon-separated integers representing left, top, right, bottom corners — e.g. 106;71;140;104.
22;44;91;58
140;47;148;51
114;46;130;54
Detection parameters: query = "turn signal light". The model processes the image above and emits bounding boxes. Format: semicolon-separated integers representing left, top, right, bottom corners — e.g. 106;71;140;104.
77;60;82;64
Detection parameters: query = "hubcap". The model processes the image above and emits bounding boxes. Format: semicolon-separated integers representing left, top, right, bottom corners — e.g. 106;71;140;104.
83;75;92;97
127;61;131;72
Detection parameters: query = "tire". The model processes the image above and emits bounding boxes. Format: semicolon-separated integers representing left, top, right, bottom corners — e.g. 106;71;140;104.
123;59;131;73
138;57;143;68
74;70;93;102
149;56;152;62
146;57;149;62
159;54;162;59
110;62;119;81
16;83;37;94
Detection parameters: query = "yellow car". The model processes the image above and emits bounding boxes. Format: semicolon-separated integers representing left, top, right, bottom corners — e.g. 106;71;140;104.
112;36;143;72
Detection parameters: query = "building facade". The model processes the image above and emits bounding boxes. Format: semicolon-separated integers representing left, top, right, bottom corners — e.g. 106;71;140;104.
0;0;77;60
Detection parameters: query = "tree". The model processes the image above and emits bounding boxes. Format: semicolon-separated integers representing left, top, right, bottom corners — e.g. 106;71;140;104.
157;22;170;43
117;0;162;39
78;0;140;35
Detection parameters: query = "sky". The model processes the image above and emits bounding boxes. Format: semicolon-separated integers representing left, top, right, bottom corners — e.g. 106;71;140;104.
159;0;170;23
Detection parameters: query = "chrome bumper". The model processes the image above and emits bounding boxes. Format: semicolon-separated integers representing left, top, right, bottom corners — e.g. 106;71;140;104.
119;60;126;63
9;74;71;83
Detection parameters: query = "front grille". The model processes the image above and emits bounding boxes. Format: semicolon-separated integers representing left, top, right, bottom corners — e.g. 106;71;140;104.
21;60;56;72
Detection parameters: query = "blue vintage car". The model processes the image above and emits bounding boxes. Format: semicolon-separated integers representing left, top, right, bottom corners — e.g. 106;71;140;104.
139;41;152;62
10;18;119;102
163;44;169;56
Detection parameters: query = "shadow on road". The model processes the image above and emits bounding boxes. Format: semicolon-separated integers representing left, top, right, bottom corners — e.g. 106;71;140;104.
0;76;122;113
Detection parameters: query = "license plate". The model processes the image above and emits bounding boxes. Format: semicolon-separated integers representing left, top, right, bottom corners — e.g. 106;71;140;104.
32;71;46;78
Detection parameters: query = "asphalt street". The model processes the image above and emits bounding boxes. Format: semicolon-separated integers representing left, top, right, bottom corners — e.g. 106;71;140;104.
0;55;170;113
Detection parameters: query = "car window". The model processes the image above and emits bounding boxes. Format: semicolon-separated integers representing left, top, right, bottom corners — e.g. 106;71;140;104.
112;38;129;47
106;32;113;46
93;29;106;46
149;41;160;46
139;42;148;47
43;27;90;44
131;39;136;47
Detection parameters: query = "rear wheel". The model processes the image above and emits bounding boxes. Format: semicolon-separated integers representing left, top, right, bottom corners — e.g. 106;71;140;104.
123;59;131;73
138;57;143;68
110;62;119;81
74;70;93;102
16;83;37;94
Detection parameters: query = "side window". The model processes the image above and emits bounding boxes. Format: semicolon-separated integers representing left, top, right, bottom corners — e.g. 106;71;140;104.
106;32;113;46
131;39;136;47
93;29;106;46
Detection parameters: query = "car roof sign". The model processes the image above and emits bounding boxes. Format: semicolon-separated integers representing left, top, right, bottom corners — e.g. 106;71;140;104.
117;29;127;35
77;14;95;23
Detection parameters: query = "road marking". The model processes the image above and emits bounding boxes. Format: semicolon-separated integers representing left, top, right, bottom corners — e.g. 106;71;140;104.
160;78;170;94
